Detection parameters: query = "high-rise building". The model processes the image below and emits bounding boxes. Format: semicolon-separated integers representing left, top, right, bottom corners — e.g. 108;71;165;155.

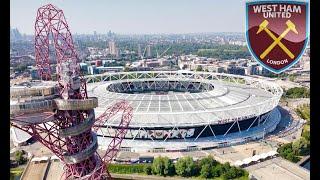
138;44;142;58
93;31;98;40
146;45;151;58
257;66;271;76
247;63;259;75
107;30;113;38
109;41;117;55
227;66;245;75
10;27;23;41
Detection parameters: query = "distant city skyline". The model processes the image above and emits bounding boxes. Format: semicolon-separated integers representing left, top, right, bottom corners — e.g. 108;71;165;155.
11;0;246;35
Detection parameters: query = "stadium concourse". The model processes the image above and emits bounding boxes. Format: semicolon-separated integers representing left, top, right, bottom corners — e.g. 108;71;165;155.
85;71;283;152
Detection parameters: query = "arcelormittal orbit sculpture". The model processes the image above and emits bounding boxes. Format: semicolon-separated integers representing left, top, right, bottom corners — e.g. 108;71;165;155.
10;4;132;179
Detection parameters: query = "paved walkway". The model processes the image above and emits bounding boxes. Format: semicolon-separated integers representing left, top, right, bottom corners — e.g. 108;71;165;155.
245;157;310;180
21;159;63;180
21;161;49;180
45;161;64;180
204;141;275;164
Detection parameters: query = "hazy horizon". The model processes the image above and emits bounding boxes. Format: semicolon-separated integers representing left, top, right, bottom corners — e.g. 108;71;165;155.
10;28;245;36
11;0;246;35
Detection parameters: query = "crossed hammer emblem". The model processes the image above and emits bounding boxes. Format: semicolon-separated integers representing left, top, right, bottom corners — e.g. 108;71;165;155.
257;19;298;59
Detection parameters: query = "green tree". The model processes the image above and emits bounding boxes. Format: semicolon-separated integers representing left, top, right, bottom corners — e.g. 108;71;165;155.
200;164;211;178
236;167;247;177
277;142;304;163
175;156;197;177
223;166;238;179
286;152;300;163
288;74;296;82
211;164;223;177
196;65;203;71
15;64;28;72
278;142;293;156
14;151;26;165
151;156;174;176
123;66;130;72
163;157;175;176
222;162;231;173
152;157;165;175
292;137;310;156
199;155;217;168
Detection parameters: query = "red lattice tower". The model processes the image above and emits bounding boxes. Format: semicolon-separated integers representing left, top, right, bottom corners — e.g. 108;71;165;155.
10;4;132;179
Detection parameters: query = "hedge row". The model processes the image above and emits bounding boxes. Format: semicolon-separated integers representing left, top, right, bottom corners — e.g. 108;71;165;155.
108;163;147;174
107;156;249;179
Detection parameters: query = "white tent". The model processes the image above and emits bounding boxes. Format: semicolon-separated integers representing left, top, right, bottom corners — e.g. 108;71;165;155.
234;160;243;166
242;158;252;165
251;155;261;162
51;155;61;161
260;153;269;159
267;150;278;157
31;156;49;162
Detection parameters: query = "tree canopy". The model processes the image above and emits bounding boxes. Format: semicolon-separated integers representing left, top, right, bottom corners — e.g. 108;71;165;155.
284;87;310;98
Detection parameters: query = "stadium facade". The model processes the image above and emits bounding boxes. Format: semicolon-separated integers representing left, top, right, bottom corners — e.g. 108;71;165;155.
86;71;283;152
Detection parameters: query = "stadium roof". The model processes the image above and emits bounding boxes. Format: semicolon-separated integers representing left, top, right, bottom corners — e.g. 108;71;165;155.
86;71;282;128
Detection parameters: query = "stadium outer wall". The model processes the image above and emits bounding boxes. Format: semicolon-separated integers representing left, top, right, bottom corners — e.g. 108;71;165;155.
85;71;283;152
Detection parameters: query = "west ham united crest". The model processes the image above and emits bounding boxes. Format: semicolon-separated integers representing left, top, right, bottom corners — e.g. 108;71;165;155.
246;1;309;73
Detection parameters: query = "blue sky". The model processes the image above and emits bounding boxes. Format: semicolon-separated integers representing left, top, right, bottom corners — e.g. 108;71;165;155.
10;0;246;34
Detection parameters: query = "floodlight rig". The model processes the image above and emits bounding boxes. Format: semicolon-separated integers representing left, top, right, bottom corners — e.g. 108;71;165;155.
10;4;132;179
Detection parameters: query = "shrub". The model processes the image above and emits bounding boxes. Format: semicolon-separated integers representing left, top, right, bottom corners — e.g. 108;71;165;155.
108;164;146;174
143;165;152;175
296;104;310;121
301;129;310;141
284;87;310;98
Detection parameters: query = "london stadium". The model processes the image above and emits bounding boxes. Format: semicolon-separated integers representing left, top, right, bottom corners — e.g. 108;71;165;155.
85;71;283;152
